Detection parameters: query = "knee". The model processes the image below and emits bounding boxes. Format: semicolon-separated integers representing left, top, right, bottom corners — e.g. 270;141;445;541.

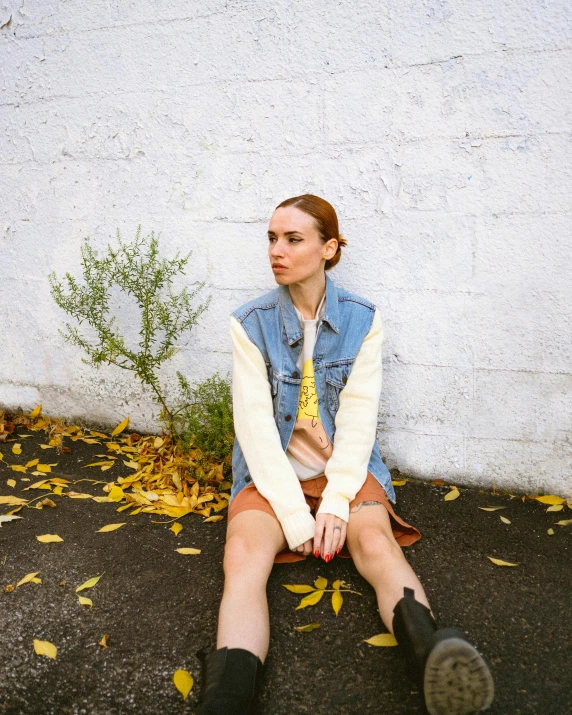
351;526;402;563
222;533;272;582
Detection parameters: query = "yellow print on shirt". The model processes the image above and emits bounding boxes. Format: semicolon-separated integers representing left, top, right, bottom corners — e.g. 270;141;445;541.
296;359;320;425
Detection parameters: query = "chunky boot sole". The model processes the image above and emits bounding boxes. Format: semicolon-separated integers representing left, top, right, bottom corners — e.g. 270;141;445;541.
423;636;495;715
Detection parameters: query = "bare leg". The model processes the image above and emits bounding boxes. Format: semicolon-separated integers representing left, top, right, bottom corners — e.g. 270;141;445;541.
216;509;288;663
345;501;430;631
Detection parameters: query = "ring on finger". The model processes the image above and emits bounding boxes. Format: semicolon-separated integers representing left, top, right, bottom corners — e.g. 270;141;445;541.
333;526;342;531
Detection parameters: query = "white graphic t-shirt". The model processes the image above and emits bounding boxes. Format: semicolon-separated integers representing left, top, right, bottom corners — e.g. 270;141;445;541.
286;290;334;480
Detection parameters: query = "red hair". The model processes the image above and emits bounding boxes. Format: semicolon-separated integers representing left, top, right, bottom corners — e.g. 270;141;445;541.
274;194;347;270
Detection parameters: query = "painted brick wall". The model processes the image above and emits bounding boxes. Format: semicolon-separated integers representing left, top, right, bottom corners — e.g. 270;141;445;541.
1;0;571;496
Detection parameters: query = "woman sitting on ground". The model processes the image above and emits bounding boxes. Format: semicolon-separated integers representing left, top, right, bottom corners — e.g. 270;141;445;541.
196;194;494;715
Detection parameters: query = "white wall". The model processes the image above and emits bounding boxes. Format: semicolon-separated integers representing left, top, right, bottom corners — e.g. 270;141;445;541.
1;0;571;496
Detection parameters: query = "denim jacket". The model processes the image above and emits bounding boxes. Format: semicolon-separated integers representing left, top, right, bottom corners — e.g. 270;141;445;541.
230;272;395;505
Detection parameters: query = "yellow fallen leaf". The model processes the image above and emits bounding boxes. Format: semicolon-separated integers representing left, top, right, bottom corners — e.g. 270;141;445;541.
36;464;51;473
332;589;343;616
478;506;506;511
33;639;57;659
154;437;164;449
176;548;201;555
444;487;460;501
556;519;572;526
0;496;28;505
36;534;63;543
7;478;16;488
534;495;564;505
107;486;125;502
123;460;139;470
111;417;129;437
83;461;115;468
11;465;27;473
26;459;39;468
29;404;42;418
296;590;325;609
500;516;511;524
547;528;554;536
30;577;42;584
96;523;126;533
90;431;109;439
314;577;328;590
391;479;407;486
283;584;316;594
39;444;54;449
78;596;93;607
76;574;104;593
17;571;40;587
487;557;519;567
39;498;56;508
49;478;72;485
116;503;132;512
203;515;224;522
99;634;109;648
171;522;183;536
364;633;398;647
91;496;113;503
294;623;320;633
23;479;50;490
173;669;194;700
12;443;22;455
546;504;563;512
67;492;93;499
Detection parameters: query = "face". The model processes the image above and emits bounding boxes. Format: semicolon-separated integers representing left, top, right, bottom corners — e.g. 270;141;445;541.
267;206;338;286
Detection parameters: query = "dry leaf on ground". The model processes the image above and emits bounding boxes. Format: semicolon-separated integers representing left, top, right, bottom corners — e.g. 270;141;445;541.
96;523;126;533
176;547;201;555
444;487;460;501
283;584;315;594
16;571;40;587
294;623;320;632
76;574;104;593
534;495;564;505
33;639;57;659
488;557;519;567
295;590;325;609
500;516;511;524
173;669;194;700
364;633;398;647
171;522;183;536
78;596;93;607
478;507;506;512
0;515;22;526
111;417;130;436
36;534;63;543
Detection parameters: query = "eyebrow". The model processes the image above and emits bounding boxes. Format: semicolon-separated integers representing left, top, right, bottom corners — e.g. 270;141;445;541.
267;230;304;236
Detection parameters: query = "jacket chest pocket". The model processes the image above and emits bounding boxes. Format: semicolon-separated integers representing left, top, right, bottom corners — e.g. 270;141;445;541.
325;363;353;413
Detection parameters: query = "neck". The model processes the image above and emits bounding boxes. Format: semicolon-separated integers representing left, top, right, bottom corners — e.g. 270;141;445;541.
288;271;326;320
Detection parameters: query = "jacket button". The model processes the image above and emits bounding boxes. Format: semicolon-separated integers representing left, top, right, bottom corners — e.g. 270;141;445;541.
292;371;299;378
245;475;251;483
342;375;348;384
285;414;292;421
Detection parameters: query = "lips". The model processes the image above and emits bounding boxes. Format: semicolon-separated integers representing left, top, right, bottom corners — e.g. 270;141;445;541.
272;264;287;271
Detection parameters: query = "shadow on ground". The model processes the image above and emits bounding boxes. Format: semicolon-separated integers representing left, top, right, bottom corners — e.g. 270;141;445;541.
0;426;570;714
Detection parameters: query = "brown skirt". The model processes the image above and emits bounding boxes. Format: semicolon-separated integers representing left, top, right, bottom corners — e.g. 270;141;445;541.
227;471;421;564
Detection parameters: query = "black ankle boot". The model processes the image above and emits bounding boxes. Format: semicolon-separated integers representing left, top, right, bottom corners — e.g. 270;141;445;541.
392;588;494;715
195;645;265;715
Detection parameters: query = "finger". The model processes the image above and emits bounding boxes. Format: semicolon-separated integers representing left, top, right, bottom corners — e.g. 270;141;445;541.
314;516;325;556
322;515;334;561
304;538;313;556
334;520;347;555
331;521;342;556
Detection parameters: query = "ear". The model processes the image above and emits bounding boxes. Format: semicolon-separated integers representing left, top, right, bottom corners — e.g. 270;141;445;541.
323;238;338;260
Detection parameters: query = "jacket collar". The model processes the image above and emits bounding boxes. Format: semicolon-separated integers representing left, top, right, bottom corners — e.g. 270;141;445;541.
278;272;340;346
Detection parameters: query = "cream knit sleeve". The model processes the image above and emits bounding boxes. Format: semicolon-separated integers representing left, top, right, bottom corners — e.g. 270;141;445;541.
317;308;384;522
230;316;316;550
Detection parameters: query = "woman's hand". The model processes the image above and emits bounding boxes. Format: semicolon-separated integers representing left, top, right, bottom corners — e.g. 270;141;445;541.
314;512;347;561
292;538;314;556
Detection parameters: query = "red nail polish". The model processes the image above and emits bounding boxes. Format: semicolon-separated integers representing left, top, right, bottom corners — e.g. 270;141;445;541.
314;550;320;558
336;547;341;554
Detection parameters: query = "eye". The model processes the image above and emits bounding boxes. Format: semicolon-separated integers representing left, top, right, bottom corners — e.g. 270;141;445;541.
268;236;276;243
289;237;302;243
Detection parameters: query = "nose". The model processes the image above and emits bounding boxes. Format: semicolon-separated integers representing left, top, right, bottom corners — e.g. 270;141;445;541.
269;238;285;259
